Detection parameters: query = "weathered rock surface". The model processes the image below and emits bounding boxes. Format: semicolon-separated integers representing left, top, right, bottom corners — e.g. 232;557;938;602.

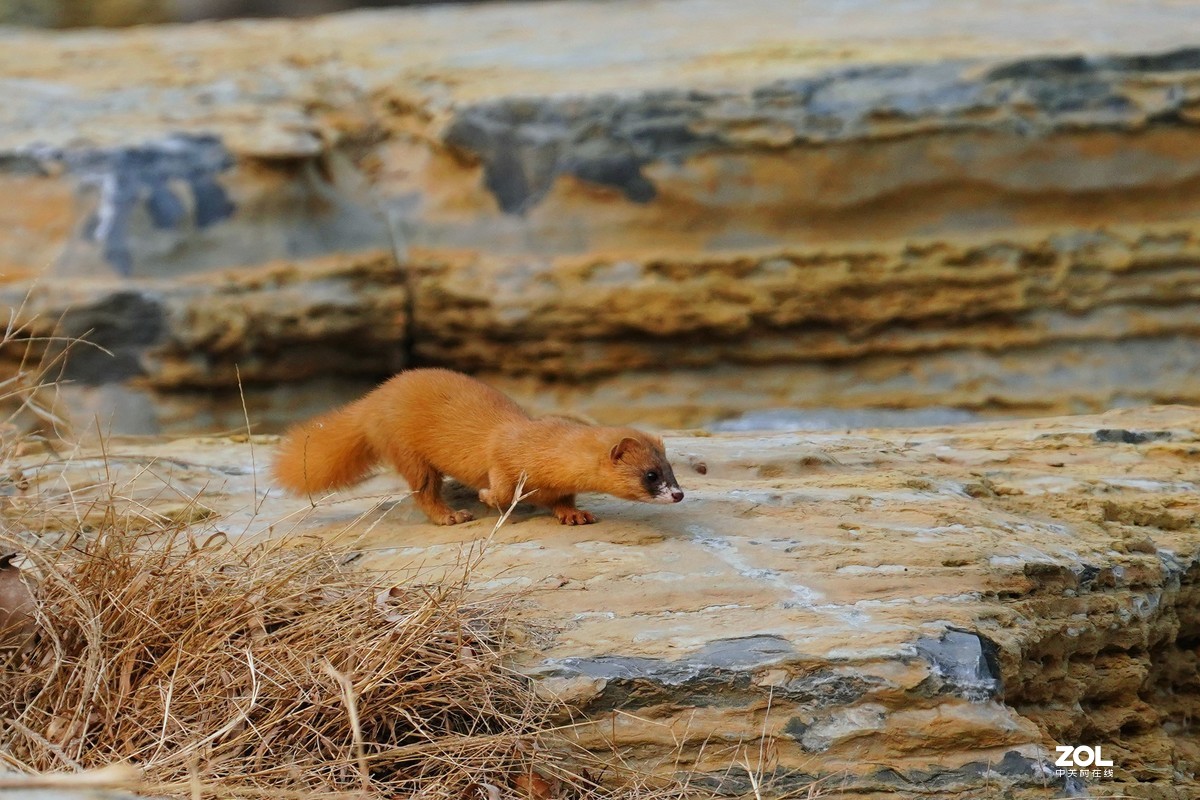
13;405;1200;798
0;767;142;800
3;249;405;387
3;1;1200;433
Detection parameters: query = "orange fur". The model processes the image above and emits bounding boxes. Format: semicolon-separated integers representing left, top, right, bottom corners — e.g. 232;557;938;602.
272;368;683;525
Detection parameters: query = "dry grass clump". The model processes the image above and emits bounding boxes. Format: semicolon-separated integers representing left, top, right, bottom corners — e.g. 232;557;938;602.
0;520;558;800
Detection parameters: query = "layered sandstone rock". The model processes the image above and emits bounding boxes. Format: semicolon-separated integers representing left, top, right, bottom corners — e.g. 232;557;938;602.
14;405;1200;798
2;1;1200;433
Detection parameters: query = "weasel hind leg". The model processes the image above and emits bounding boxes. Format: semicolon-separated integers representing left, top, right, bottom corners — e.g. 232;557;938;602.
386;448;474;525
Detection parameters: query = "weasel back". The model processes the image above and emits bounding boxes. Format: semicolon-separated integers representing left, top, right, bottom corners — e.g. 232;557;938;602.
356;369;529;489
273;369;531;497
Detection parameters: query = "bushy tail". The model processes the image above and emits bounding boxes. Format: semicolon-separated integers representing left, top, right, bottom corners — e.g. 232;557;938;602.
273;403;379;496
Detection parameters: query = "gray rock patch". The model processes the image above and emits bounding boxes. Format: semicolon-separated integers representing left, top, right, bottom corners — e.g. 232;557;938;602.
58;291;167;384
446;49;1200;214
29;134;235;275
914;629;1002;702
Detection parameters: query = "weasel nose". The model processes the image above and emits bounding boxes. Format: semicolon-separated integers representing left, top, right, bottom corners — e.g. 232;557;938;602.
671;489;684;503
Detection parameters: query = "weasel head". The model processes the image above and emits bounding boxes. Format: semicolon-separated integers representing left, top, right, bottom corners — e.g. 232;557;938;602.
607;433;684;505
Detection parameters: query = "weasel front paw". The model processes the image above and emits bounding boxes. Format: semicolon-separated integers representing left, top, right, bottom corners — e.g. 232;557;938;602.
440;509;476;525
555;508;596;525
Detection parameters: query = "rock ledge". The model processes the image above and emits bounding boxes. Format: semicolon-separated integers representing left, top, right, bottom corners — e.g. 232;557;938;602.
17;405;1200;798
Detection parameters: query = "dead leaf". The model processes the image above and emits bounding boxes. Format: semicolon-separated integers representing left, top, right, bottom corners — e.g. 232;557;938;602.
513;772;556;800
0;553;34;650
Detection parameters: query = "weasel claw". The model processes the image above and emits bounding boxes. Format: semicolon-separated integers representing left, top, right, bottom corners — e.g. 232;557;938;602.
443;510;475;525
556;509;596;525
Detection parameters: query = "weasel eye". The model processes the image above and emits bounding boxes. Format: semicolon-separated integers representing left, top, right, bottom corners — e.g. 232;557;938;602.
645;470;659;483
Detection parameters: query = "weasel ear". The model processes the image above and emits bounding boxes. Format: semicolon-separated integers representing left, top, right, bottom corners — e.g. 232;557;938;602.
610;437;640;464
